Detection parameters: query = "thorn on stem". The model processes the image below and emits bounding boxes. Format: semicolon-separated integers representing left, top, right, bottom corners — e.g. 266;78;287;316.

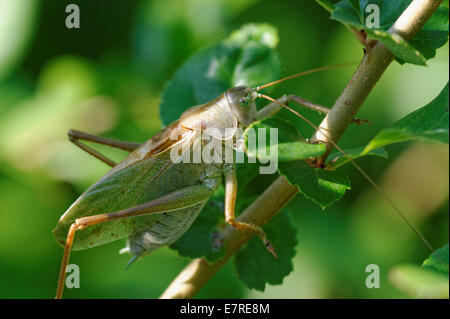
264;240;278;258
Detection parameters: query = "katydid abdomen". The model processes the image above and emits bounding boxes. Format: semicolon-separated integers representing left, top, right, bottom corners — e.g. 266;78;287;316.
124;156;222;259
125;203;207;260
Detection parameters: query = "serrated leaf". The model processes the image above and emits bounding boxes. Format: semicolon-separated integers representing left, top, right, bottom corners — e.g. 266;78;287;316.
244;118;326;162
327;146;388;170
332;0;362;26
234;211;297;291
278;160;351;209
364;83;449;153
366;29;426;65
323;0;449;65
159;23;282;126
236;159;261;191
170;190;226;262
410;5;450;60
422;243;449;276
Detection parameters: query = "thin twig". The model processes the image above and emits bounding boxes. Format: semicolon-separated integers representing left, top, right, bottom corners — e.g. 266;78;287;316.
160;0;443;299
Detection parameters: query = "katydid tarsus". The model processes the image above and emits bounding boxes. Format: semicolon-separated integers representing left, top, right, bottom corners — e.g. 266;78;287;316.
53;64;435;299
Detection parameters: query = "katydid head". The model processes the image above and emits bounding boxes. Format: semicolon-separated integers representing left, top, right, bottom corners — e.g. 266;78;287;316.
225;62;358;127
225;86;258;127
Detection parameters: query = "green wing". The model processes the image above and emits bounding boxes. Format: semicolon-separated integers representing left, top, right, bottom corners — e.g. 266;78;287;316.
53;151;176;250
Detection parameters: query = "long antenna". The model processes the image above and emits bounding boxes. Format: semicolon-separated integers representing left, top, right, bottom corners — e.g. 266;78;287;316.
256;62;357;90
258;93;435;254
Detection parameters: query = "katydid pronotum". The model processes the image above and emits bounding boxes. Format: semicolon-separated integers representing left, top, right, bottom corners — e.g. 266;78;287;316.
53;65;434;299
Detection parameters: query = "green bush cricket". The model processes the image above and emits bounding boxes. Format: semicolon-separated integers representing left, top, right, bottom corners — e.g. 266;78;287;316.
53;64;435;299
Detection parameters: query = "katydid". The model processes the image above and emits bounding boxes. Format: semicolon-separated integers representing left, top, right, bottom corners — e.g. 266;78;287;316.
53;65;434;299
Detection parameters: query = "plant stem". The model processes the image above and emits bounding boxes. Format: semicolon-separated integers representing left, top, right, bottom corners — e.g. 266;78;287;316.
160;0;442;299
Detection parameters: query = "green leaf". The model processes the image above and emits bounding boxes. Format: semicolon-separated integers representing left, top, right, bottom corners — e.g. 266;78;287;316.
170;190;226;262
244;118;326;162
389;265;449;298
366;29;426;65
349;0;362;12
390;244;449;298
235;158;276;214
234;211;297;291
159;23;282;126
333;1;411;29
410;5;450;60
327;146;388;170
364;83;449;154
321;0;449;65
332;0;362;26
278;160;351;209
422;243;449;275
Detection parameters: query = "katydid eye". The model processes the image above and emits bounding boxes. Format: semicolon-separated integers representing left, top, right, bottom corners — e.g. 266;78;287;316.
239;97;248;106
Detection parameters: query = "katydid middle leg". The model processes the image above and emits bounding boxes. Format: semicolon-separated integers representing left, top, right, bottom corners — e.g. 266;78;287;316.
223;167;277;258
68;129;142;167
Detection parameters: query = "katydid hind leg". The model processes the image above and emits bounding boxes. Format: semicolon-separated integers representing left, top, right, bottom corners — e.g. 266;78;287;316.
68;129;142;167
224;168;278;258
55;184;214;299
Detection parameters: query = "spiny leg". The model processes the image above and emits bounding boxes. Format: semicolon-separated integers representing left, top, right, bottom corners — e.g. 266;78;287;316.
224;167;277;258
68;129;142;167
55;184;214;299
68;129;142;151
257;94;369;125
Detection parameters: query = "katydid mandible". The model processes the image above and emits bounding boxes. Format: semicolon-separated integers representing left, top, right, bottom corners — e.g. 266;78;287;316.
53;65;433;299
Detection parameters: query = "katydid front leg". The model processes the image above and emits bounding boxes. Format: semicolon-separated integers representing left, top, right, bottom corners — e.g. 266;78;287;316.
68;129;142;167
223;166;277;258
56;184;214;299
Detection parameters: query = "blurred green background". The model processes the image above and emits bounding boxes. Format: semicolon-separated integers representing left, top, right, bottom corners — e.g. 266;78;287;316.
0;0;448;298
